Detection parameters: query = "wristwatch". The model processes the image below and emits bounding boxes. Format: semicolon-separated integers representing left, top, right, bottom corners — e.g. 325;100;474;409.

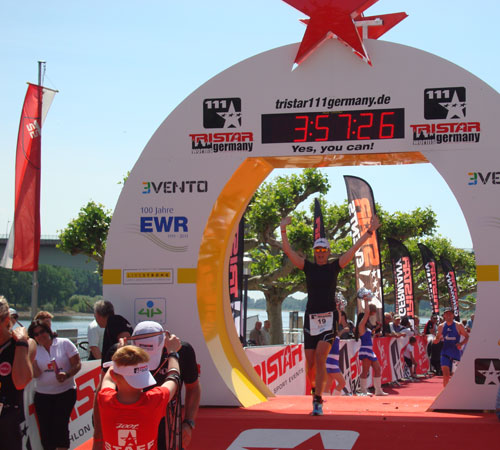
183;419;195;430
167;352;180;360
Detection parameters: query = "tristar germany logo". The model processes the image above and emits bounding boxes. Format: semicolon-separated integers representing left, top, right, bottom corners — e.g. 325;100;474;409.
411;87;481;145
190;97;254;154
226;429;359;450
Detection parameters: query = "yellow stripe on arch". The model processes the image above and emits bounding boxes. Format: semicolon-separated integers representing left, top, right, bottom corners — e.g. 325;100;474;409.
197;157;274;407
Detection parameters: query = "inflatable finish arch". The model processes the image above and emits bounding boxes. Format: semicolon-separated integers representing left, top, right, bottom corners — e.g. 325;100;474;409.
103;39;500;410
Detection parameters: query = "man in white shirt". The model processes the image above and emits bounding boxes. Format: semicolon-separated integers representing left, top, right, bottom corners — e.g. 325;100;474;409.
87;318;104;360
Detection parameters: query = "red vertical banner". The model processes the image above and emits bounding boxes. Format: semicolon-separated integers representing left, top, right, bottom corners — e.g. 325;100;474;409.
388;238;415;318
440;257;460;321
417;243;440;315
344;176;384;321
1;83;56;271
12;83;42;271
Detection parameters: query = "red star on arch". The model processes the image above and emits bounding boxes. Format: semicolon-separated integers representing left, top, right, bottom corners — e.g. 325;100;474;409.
283;0;407;66
244;432;327;450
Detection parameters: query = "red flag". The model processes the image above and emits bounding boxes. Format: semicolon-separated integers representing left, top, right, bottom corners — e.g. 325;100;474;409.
1;83;56;271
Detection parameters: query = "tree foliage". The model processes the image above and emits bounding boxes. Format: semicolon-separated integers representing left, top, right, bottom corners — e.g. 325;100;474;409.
0;265;102;311
57;201;112;276
244;169;477;344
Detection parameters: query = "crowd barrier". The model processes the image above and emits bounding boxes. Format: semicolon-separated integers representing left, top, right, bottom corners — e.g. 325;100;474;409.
19;336;430;449
245;335;431;395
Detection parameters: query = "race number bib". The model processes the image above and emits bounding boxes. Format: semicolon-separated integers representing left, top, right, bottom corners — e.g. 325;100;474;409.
309;311;333;336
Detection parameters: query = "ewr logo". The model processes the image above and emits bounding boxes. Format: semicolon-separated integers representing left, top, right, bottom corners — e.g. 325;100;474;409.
227;429;359;450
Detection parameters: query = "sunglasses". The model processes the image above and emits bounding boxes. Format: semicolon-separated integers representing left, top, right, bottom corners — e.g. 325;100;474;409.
314;248;329;253
33;329;47;337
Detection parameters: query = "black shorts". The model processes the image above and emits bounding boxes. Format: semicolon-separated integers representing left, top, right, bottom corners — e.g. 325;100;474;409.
304;328;335;350
404;356;413;369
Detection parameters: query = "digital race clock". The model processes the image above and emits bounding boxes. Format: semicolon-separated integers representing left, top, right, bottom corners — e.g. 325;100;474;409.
261;108;405;143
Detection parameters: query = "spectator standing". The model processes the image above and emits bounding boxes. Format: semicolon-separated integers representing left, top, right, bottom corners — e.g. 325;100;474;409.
9;307;20;329
125;321;201;449
249;321;263;346
97;339;181;450
0;296;36;450
87;318;104;360
413;316;421;335
424;313;439;335
92;300;133;449
466;313;474;330
382;312;394;336
28;319;81;450
261;320;271;345
33;311;54;329
93;300;133;361
390;315;403;334
403;336;418;379
338;311;355;339
400;317;415;337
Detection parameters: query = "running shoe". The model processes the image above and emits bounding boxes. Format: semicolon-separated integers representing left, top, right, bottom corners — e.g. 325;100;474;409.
311;401;323;416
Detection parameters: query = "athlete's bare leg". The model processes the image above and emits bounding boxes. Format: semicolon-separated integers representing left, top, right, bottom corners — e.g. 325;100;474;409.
314;340;332;397
305;349;316;393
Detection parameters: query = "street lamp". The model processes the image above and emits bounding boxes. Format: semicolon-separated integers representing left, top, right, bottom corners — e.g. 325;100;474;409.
242;254;252;345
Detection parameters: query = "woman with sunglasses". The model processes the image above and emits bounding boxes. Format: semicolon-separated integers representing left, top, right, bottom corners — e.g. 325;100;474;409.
28;319;81;450
280;214;380;415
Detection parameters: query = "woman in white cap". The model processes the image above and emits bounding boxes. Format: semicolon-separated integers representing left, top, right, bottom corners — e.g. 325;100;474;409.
97;337;181;450
280;214;380;415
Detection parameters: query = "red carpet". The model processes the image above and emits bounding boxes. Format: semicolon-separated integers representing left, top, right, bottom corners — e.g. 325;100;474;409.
188;377;498;450
77;377;499;450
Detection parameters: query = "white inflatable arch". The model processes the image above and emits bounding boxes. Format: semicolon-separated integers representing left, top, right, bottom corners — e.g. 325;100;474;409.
104;39;500;410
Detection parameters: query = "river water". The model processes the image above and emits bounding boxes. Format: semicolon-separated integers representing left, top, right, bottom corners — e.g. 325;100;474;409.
39;310;431;337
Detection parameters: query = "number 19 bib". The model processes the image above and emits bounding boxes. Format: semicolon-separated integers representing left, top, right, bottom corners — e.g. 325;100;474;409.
309;311;333;336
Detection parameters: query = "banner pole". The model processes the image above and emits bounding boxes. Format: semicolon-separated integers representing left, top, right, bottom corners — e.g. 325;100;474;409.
30;61;45;319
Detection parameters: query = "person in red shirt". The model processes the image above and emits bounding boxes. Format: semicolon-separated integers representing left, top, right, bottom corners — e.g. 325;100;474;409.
97;335;181;450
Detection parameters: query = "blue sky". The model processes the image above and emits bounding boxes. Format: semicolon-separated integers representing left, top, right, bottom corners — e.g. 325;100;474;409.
1;0;499;248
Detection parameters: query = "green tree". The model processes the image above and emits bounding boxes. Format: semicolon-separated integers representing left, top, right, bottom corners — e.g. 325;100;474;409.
37;265;76;311
244;169;476;344
57;201;112;276
0;268;32;309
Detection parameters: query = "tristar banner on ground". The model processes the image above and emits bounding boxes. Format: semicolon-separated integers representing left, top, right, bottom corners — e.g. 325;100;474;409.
103;32;500;411
244;337;429;396
388;238;415;318
1;83;56;271
418;243;440;315
344;175;384;320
